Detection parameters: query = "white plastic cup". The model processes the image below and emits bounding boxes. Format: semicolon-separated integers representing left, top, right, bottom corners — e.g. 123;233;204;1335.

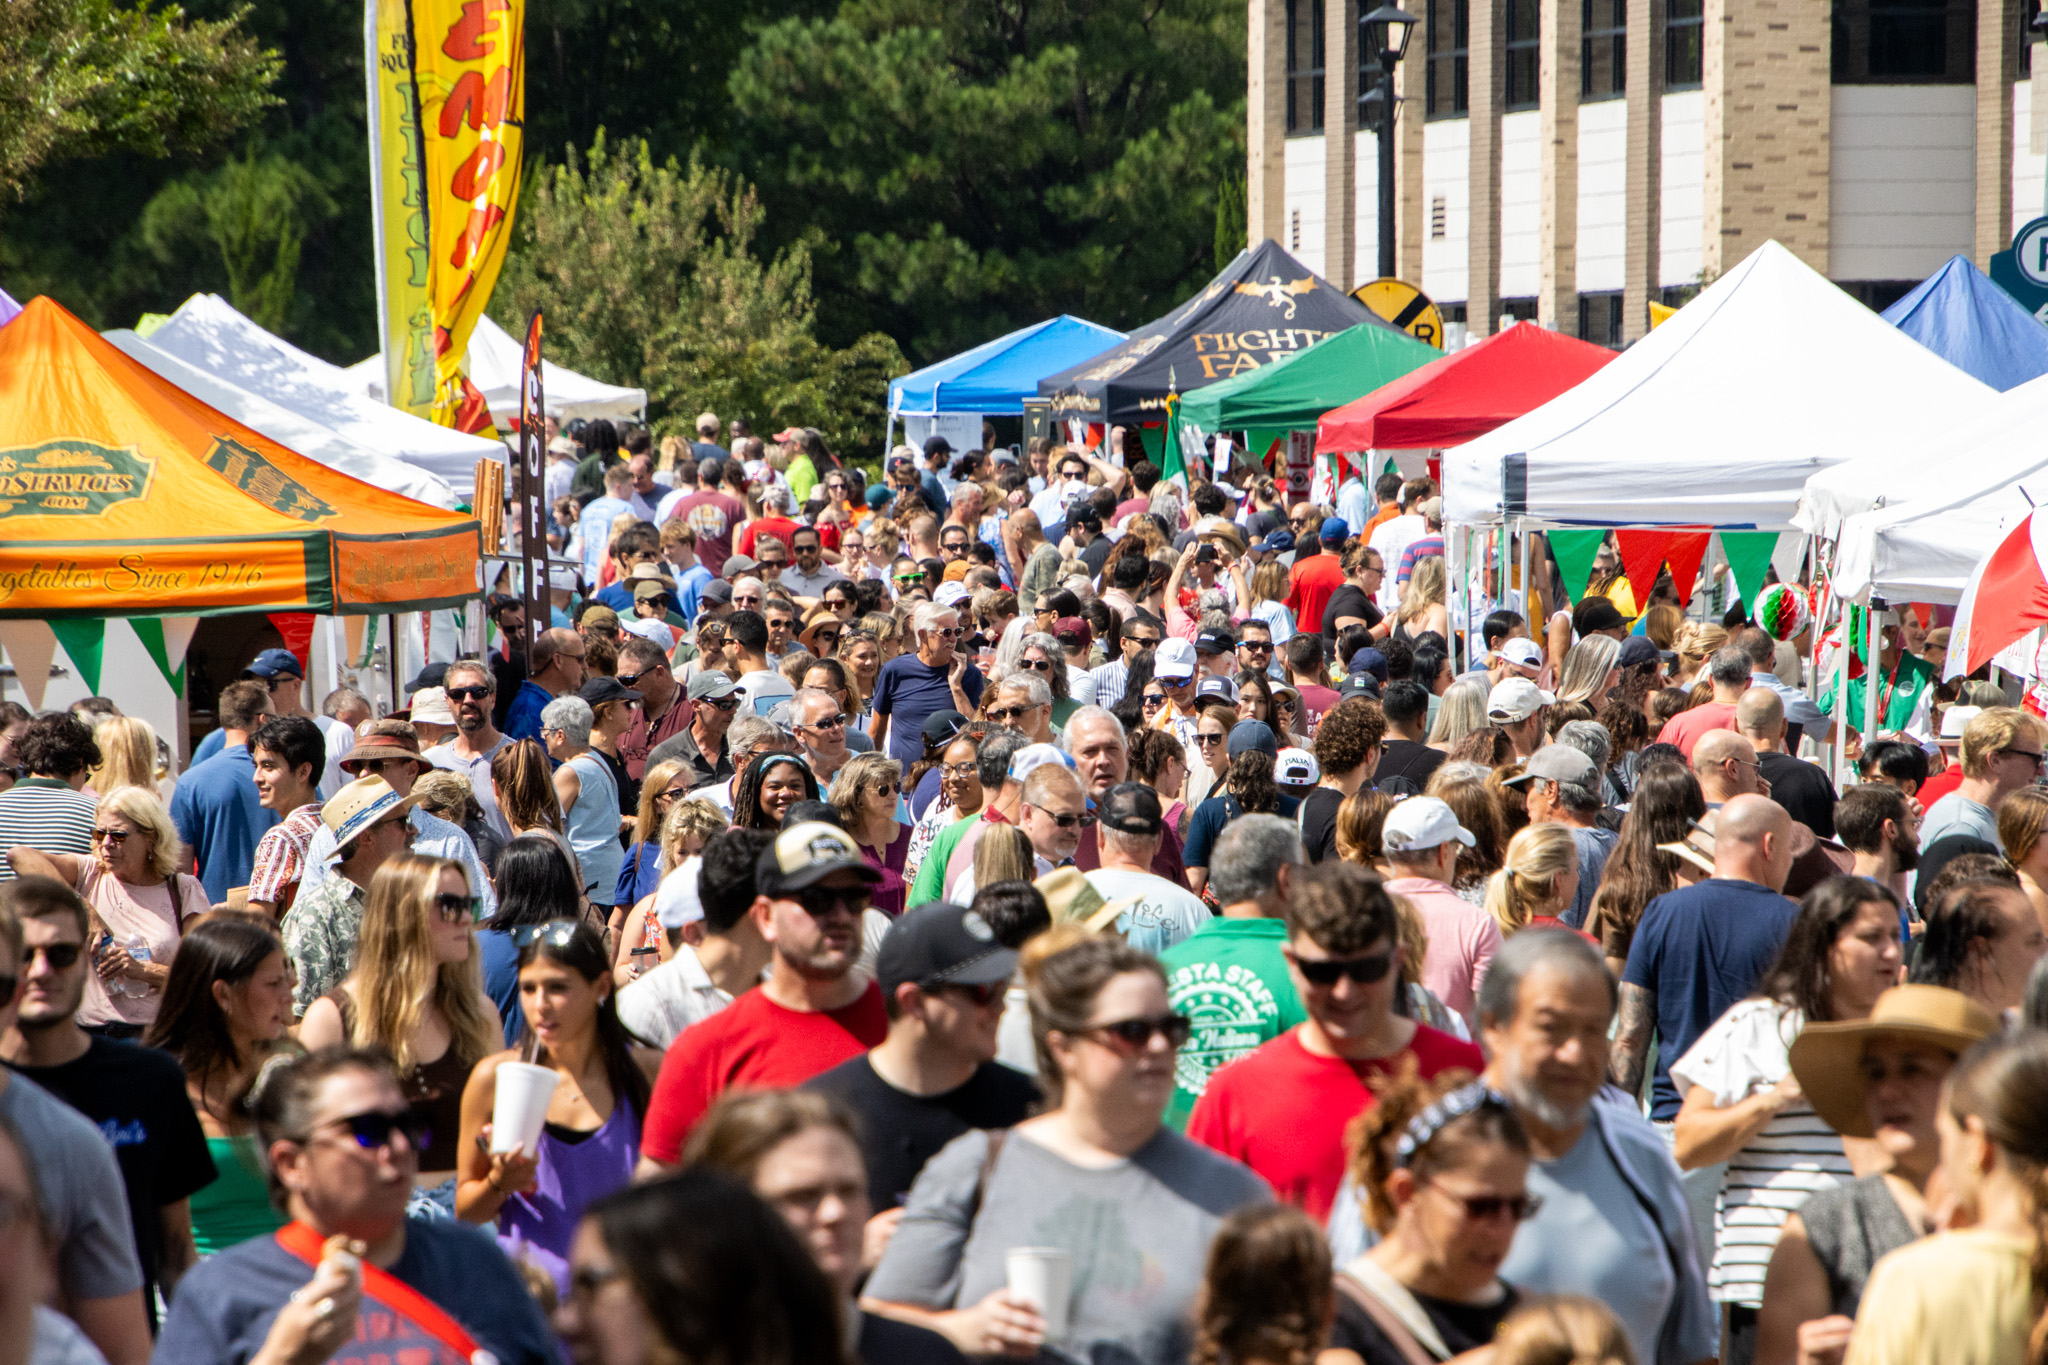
1005;1246;1072;1342
489;1062;561;1154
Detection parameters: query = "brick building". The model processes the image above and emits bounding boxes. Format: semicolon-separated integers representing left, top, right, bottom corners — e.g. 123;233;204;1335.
1247;0;2037;346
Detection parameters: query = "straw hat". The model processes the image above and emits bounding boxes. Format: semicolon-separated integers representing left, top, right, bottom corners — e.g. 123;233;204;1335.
1035;866;1105;926
1787;985;1999;1138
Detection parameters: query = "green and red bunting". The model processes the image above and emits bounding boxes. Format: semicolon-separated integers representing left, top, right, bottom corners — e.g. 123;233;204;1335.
1546;529;1608;604
48;619;104;696
1718;531;1780;612
130;618;187;697
1662;531;1711;606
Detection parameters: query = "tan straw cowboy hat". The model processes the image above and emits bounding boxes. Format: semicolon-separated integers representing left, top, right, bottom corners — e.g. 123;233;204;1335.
1787;984;1999;1138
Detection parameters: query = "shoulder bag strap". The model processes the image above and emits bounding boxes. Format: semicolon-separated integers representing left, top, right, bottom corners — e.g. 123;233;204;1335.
965;1127;1010;1227
276;1221;483;1364
1335;1262;1454;1363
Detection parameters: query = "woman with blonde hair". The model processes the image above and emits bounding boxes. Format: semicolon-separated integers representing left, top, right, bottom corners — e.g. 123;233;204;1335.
860;611;903;663
1239;559;1297;644
837;628;884;718
1643;604;1684;654
1486;824;1584;937
7;783;208;1035
1997;786;2048;933
956;825;1035;903
612;794;726;985
1427;677;1489;753
1673;622;1729;688
88;715;159;797
861;520;901;580
1555;635;1623;709
829;751;910;916
298;853;501;1211
1392;555;1449;642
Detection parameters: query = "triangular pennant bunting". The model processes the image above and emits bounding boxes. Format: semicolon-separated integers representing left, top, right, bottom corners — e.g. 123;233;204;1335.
1546;530;1608;604
267;613;316;674
130;618;189;697
1613;530;1676;605
1719;531;1781;614
1662;530;1712;606
48;619;105;696
0;621;57;711
1136;423;1165;466
1244;429;1289;470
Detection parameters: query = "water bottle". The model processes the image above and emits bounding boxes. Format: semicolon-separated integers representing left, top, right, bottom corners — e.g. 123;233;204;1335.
123;934;152;999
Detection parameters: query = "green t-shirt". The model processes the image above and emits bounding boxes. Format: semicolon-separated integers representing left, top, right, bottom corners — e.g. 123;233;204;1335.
1818;650;1936;734
910;812;984;908
1159;917;1307;1130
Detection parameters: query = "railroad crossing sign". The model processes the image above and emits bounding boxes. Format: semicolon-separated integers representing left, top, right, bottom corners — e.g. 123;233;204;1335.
1350;278;1445;349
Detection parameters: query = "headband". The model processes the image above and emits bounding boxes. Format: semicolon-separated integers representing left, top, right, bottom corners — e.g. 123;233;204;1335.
1394;1081;1515;1167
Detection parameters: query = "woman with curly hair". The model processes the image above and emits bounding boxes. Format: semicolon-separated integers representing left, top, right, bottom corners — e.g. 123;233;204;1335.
1193;1204;1337;1365
733;750;820;832
828;751;910;916
1585;760;1707;974
1129;726;1192;840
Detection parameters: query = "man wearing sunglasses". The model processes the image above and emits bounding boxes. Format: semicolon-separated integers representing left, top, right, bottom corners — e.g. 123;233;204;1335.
646;673;743;789
1186;861;1483;1222
871;603;984;766
420;660;512;840
984;675;1054;747
806;900;1037;1214
792;688;855;786
612;637;693;782
2;876;213;1346
157;1047;557;1365
781;525;849;605
640;822;890;1167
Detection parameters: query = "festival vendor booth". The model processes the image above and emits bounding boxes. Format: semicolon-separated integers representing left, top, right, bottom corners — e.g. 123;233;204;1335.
1442;241;1993;764
1037;240;1384;435
1881;254;2048;393
0;297;480;752
886;314;1127;452
345;313;648;427
144;293;505;499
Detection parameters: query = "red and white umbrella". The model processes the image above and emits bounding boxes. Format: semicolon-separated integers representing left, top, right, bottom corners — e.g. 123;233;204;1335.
1949;510;2048;680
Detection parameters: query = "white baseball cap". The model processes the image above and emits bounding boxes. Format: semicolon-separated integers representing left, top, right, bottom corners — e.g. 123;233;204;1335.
1487;676;1555;723
1155;637;1197;681
1499;638;1545;670
653;855;706;930
1276;747;1320;787
1381;795;1476;853
1008;742;1074;783
622;618;676;651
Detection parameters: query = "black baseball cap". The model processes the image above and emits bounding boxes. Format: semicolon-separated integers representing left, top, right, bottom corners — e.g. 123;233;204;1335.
579;676;643;708
921;709;970;748
1573;597;1627;636
1097;782;1163;837
756;821;883;897
876;901;1019;998
923;435;953;458
1194;626;1236;655
404;661;449;694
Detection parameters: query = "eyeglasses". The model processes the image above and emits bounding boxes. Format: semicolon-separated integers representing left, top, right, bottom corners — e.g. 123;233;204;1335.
310;1106;434;1154
943;761;979;778
803;713;848;730
2003;748;2047;765
1017;658;1052;672
1077;1014;1192;1055
1287;949;1394;986
1238;641;1273;655
90;828;132;846
509;919;583;949
1033;807;1091;829
23;943;81;970
929;626;961;639
1195;731;1227;747
445;685;492;701
986;705;1037;724
790;885;872;919
1427;1181;1545;1223
702;695;742;712
1141;693;1167;709
352;759;416;776
432;892;481;923
734;595;762;608
931;980;1004;1006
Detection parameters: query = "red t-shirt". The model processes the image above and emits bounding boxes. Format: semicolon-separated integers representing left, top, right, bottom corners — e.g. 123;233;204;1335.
1295;683;1341;733
1185;1024;1485;1220
640;981;889;1162
1286;553;1347;643
1655;701;1738;760
1916;767;1962;808
736;516;800;559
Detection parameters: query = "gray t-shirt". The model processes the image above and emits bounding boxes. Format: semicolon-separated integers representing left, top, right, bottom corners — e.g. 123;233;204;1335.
1499;1123;1673;1365
1918;792;1999;850
0;1074;144;1301
866;1126;1270;1365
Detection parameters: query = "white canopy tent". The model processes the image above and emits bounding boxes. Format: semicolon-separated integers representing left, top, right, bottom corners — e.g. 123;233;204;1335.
1443;241;1992;532
144;294;504;498
343;314;646;423
1829;429;2048;604
103;330;459;509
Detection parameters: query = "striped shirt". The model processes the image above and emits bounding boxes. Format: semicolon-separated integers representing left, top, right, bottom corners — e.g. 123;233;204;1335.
0;779;96;880
1670;997;1852;1307
247;803;325;914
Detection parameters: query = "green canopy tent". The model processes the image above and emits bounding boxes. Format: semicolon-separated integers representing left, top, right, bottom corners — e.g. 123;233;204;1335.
1175;321;1440;436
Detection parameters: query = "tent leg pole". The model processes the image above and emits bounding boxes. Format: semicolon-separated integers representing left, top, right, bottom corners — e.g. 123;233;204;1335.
1517;521;1532;626
1865;597;1884;744
388;614;401;715
1835;613;1850;788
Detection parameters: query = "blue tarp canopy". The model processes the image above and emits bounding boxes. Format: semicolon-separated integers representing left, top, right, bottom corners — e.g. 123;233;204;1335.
1883;253;2048;392
888;315;1126;416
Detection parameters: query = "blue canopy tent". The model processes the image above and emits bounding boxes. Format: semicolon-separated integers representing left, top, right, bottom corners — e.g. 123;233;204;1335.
1883;254;2048;392
887;314;1125;448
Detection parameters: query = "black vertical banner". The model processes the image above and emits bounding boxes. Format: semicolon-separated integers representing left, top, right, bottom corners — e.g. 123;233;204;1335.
518;311;546;647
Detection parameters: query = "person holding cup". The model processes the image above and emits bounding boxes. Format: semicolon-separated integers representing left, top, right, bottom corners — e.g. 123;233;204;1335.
455;919;660;1295
863;930;1270;1363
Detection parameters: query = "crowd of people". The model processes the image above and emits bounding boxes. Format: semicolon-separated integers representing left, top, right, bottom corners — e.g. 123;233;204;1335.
0;414;2045;1365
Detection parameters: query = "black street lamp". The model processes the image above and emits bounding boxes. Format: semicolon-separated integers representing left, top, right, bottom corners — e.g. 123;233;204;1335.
1360;3;1420;280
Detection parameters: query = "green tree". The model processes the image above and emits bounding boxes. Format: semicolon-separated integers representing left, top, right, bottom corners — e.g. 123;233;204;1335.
137;147;337;333
494;134;905;456
1213;172;1246;273
725;0;1246;363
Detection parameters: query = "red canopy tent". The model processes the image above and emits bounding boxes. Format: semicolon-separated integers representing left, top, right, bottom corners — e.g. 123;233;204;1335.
1313;322;1618;454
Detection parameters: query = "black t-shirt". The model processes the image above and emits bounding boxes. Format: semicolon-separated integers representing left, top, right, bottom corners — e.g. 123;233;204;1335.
1376;739;1447;787
596;744;640;817
1760;750;1837;839
1079;535;1116;579
10;1036;216;1317
1322;584;1382;644
860;1311;968;1365
805;1054;1039;1211
1299;786;1347;863
489;649;527;730
1331;1280;1520;1365
1246;508;1281;541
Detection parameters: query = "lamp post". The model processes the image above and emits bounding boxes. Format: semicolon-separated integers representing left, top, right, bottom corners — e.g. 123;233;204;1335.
1360;4;1420;280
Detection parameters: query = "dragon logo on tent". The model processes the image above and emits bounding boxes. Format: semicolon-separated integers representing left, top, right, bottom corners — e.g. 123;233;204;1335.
0;441;154;518
203;438;337;523
1234;277;1319;319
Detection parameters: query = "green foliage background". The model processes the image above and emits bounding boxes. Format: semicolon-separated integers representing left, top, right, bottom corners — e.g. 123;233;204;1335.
0;0;1248;450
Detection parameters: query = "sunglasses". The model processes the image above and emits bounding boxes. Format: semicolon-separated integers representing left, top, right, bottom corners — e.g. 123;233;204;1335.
1195;732;1227;747
814;633;841;649
1429;1182;1545;1223
734;595;762;607
1078;1014;1192;1055
433;892;481;923
1141;693;1167;709
314;1106;434;1153
987;705;1038;724
894;573;924;584
23;943;81;970
90;828;132;846
654;787;687;804
1035;808;1091;829
1238;641;1273;654
803;714;848;730
702;695;742;712
445;685;492;701
1017;658;1052;672
1288;949;1395;986
790;885;872;919
929;626;961;639
615;671;660;688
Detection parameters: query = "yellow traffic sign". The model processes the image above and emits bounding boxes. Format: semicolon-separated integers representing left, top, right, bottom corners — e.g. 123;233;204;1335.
1351;278;1444;349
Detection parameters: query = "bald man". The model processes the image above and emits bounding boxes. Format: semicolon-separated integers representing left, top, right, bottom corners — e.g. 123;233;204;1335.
504;627;588;743
1737;686;1836;839
1612;793;1797;1119
1692;729;1763;807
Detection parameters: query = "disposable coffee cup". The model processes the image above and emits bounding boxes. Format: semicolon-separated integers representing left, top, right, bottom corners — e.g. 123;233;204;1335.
1005;1246;1072;1342
490;1062;561;1154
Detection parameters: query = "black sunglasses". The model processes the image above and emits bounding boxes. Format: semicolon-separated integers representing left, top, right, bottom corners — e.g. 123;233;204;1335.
23;943;81;970
1081;1014;1192;1053
1430;1183;1545;1222
445;685;492;701
701;695;742;712
433;892;481;922
1141;693;1167;709
986;705;1036;724
1288;949;1395;986
790;884;872;919
1018;658;1053;672
1039;809;1093;829
316;1106;433;1153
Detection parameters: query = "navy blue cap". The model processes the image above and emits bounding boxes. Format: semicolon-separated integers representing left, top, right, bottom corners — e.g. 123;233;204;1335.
245;648;304;680
1257;530;1296;555
1320;517;1350;543
1227;719;1279;758
1348;647;1390;683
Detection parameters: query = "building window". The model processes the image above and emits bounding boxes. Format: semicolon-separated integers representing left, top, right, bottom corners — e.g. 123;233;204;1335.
1578;293;1625;347
1583;0;1626;97
1832;0;1974;83
1505;0;1540;109
1286;0;1326;134
2026;0;2041;77
1666;0;1704;88
1501;298;1539;325
1292;207;1303;249
1427;0;1470;118
1431;196;1448;238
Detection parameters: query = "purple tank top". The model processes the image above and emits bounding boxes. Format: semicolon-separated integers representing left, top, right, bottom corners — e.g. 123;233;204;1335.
495;1093;640;1294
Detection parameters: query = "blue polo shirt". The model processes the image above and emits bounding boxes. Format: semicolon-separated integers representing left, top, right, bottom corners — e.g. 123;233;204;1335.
502;679;554;744
168;744;279;903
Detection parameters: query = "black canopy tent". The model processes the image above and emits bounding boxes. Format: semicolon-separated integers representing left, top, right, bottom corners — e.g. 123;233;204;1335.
1037;240;1387;424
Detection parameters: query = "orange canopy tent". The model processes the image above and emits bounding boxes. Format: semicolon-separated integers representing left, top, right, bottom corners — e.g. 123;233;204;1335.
0;298;480;620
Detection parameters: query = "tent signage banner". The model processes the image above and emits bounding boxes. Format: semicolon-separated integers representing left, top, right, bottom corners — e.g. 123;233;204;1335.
334;528;478;607
0;539;321;614
0;441;156;517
